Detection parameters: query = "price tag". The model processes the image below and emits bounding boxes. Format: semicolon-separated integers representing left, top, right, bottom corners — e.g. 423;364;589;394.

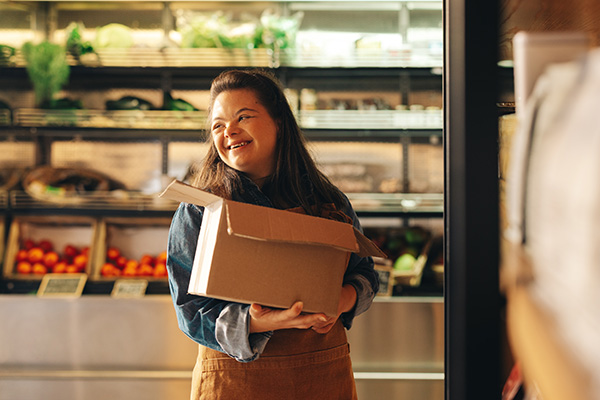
375;265;394;297
111;279;148;298
37;274;87;298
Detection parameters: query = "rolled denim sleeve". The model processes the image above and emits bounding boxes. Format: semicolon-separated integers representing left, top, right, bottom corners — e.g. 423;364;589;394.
215;304;272;362
339;196;379;329
167;203;271;362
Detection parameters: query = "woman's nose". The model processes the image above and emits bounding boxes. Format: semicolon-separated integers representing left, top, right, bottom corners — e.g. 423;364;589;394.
223;122;238;137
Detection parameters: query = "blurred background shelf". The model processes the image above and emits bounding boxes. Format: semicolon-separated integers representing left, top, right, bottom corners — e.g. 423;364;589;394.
6;108;442;131
4;190;442;217
3;47;442;69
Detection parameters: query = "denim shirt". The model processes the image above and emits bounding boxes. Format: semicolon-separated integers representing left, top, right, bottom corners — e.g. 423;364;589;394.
166;175;378;363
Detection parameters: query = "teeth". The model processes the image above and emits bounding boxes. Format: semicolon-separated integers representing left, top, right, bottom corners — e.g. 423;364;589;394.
229;142;248;150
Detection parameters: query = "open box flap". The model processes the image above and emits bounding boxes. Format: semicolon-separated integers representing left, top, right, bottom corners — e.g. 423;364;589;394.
159;179;221;207
225;201;361;253
353;228;387;258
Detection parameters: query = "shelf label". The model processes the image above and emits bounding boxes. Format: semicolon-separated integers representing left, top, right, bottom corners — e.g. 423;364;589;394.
375;265;393;297
37;274;87;298
111;279;148;298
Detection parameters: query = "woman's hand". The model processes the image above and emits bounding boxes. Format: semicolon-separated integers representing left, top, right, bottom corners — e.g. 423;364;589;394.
249;301;328;333
310;284;357;334
249;284;357;335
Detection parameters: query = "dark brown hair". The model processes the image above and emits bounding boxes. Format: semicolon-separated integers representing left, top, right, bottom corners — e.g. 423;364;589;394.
192;69;345;215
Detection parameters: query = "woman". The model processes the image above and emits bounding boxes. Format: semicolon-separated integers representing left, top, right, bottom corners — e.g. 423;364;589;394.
166;69;379;399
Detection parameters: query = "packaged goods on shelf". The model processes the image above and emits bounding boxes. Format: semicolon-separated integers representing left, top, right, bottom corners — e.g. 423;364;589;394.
91;217;170;281
3;216;99;279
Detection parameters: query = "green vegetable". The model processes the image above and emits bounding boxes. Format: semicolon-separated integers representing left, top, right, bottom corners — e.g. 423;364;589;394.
51;97;83;110
179;12;233;48
394;253;416;271
106;96;153;111
65;22;95;61
21;41;70;108
405;227;427;246
258;10;304;50
0;44;15;65
95;23;134;49
164;93;197;111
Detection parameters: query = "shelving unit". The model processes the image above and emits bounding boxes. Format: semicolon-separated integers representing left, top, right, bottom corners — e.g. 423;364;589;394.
0;2;444;398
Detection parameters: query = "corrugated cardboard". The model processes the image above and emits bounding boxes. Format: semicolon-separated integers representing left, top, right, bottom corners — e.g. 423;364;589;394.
160;179;385;316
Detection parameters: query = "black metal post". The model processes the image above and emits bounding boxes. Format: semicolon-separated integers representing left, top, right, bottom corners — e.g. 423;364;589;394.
444;1;501;399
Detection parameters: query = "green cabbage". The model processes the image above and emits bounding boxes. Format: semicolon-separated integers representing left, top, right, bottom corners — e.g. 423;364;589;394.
95;23;134;49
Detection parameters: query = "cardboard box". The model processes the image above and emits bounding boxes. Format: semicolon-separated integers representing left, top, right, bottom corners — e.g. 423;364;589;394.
160;179;385;316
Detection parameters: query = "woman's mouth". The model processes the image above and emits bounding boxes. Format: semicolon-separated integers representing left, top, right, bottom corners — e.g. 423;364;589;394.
228;141;250;150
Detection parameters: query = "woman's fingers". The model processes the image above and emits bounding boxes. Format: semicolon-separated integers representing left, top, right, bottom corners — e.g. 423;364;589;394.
249;301;330;332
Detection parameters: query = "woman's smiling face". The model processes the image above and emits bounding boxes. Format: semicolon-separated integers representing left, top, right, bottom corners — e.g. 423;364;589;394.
210;89;278;184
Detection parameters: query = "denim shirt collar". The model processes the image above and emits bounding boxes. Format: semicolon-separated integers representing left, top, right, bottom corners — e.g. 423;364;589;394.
231;173;274;208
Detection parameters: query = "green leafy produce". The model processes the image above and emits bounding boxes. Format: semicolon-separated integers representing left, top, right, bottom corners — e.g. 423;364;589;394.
0;44;15;65
164;93;197;111
0;100;11;124
106;96;153;111
51;97;83;110
179;12;233;48
95;23;134;49
404;227;428;246
21;41;70;108
65;22;95;61
393;253;416;271
258;10;304;50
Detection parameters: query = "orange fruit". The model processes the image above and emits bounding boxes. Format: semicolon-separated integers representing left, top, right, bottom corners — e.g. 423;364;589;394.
15;249;29;262
138;263;154;277
27;247;44;263
140;254;155;266
43;251;60;268
53;261;68;274
153;262;168;278
32;262;48;275
156;251;167;265
73;254;88;269
106;247;120;261
16;261;32;274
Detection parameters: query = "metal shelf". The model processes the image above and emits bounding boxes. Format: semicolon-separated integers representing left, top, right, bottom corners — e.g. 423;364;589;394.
9;190;178;213
0;191;8;210
0;110;10;126
9;109;442;131
348;192;443;215
5;190;442;217
4;47;442;70
13;109;207;130
279;48;441;69
300;109;442;130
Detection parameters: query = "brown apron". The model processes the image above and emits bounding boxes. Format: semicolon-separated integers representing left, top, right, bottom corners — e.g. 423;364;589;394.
190;320;357;400
190;203;358;399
